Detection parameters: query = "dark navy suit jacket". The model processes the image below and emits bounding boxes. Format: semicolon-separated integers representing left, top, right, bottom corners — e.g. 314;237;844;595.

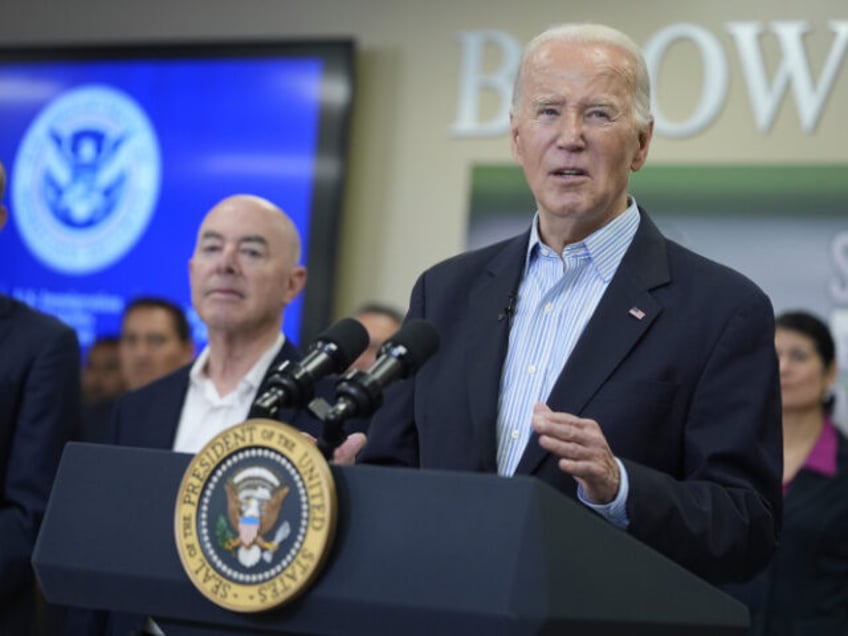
0;295;80;634
360;209;783;585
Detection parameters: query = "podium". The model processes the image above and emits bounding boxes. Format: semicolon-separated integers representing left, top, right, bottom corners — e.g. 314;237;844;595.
33;442;748;635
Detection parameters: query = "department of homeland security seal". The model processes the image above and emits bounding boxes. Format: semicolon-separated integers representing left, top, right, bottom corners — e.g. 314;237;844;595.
175;419;337;612
11;84;161;274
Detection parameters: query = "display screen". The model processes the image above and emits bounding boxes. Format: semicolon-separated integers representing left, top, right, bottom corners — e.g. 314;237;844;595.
0;39;354;351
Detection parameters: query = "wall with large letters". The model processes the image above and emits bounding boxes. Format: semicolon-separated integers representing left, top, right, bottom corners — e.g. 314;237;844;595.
0;0;845;323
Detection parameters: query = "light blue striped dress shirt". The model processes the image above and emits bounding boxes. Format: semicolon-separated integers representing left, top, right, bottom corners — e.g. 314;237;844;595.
495;201;640;525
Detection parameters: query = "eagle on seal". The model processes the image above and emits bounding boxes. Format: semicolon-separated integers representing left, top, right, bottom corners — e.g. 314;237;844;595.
223;467;290;566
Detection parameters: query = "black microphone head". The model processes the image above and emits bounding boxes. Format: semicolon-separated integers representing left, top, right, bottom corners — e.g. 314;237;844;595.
383;318;440;376
313;317;370;371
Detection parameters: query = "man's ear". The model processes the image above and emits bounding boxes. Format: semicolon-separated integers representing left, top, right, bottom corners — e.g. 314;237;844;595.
284;266;307;304
510;112;525;167
630;120;654;173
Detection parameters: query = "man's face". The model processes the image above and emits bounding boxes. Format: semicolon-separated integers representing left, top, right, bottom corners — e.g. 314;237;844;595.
82;342;125;403
189;197;305;338
120;306;194;390
510;40;652;242
350;312;401;371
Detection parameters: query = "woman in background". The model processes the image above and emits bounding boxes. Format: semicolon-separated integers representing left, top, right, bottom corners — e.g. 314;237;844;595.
730;310;848;634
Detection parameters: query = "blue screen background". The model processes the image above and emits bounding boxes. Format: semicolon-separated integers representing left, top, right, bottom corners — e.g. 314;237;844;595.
0;55;324;352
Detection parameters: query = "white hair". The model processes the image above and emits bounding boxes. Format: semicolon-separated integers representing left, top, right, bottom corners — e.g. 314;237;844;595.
511;23;653;129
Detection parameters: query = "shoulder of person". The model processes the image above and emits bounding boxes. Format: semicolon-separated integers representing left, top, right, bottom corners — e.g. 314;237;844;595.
1;294;79;353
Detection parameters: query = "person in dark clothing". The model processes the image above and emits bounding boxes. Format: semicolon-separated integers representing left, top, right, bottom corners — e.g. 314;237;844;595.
727;310;848;635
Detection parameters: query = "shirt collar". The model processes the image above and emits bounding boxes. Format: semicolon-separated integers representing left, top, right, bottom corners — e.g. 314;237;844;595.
525;197;641;282
803;416;839;477
189;332;286;394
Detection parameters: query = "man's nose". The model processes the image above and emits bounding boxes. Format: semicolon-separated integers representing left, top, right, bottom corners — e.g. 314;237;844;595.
557;112;585;148
216;243;239;273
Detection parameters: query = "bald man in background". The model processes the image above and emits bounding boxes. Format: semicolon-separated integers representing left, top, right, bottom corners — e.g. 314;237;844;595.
107;194;312;453
67;193;364;635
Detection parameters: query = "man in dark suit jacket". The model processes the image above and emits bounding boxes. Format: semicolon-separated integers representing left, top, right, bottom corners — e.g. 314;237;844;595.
359;23;782;586
66;193;366;635
1;161;81;633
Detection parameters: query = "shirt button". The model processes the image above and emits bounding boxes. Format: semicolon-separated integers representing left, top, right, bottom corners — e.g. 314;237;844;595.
528;364;536;375
544;303;554;313
511;429;519;440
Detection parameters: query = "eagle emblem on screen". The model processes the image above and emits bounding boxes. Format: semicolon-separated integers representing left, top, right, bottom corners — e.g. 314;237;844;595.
44;128;129;229
11;84;161;274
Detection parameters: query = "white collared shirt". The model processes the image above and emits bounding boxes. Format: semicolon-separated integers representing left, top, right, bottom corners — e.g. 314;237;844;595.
172;333;285;454
496;201;640;476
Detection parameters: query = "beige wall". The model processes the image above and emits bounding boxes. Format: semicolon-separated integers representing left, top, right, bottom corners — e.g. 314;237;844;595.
1;0;845;318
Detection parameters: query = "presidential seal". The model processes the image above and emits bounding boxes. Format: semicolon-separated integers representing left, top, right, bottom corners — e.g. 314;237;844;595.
11;83;161;274
175;419;337;612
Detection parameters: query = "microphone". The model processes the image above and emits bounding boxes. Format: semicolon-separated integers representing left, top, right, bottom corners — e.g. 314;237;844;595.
252;317;369;417
497;292;517;323
309;318;440;457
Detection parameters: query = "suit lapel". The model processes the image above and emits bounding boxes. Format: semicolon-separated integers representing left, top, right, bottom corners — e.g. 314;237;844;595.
465;234;528;469
515;211;671;475
158;369;191;448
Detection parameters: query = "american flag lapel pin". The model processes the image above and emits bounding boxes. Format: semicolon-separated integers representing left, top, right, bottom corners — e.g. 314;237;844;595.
628;306;646;320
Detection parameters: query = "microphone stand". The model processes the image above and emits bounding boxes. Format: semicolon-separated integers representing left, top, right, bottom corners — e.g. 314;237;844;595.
314;407;347;460
309;369;382;460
